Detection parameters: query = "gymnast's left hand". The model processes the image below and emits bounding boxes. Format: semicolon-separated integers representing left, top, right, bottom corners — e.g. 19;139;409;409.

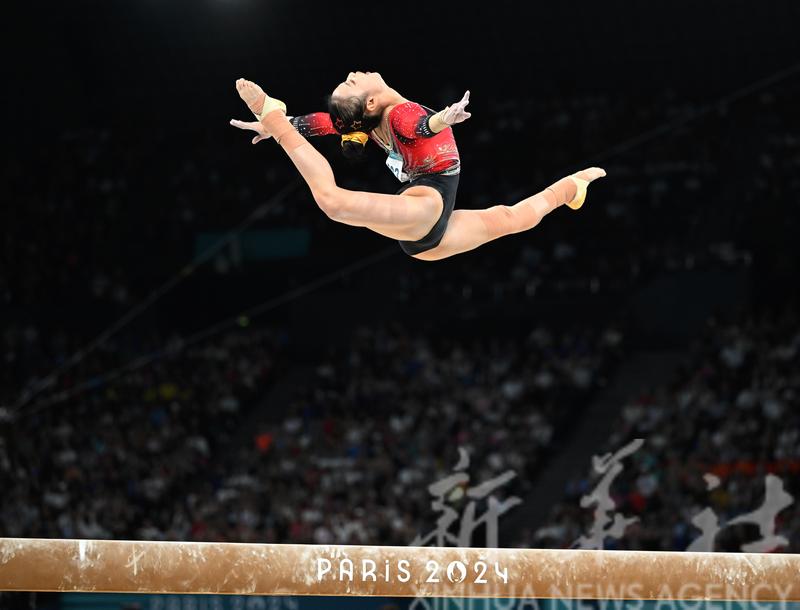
230;117;294;144
439;90;472;126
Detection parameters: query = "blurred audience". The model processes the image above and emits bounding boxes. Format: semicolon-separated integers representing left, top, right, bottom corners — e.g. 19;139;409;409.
531;308;800;552
0;321;622;545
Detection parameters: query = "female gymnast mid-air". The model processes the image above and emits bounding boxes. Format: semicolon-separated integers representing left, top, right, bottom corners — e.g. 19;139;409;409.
230;71;606;261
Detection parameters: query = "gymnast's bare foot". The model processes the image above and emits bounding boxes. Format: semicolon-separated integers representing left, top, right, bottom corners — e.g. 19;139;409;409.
571;167;607;184
236;78;267;116
235;78;287;120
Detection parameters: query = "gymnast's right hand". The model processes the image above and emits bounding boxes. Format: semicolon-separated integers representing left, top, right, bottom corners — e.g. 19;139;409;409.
230;117;294;145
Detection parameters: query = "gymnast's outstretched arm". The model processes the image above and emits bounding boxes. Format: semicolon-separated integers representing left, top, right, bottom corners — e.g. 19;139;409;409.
230;112;338;144
232;90;472;144
427;91;472;134
387;92;472;141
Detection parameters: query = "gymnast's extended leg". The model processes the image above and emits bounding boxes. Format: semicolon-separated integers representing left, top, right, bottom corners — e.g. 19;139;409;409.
411;168;606;261
235;79;443;242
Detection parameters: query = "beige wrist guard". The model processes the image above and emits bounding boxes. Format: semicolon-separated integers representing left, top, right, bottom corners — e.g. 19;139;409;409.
428;111;451;134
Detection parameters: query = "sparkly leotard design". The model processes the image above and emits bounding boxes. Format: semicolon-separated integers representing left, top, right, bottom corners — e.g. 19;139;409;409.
290;101;460;180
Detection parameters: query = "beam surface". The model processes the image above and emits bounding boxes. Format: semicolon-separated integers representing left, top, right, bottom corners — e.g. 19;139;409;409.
0;538;799;599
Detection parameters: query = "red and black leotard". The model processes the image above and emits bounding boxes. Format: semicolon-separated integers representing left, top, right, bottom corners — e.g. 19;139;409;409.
290;101;461;180
290;101;461;256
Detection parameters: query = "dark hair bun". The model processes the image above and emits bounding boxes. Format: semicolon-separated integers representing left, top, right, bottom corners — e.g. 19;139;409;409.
328;93;381;162
341;139;367;161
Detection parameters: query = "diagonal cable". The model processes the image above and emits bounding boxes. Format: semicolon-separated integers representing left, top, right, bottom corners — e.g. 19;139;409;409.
12;180;300;410
15;245;397;419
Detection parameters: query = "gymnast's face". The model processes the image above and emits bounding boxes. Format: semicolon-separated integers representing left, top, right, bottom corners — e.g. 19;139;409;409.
332;71;386;106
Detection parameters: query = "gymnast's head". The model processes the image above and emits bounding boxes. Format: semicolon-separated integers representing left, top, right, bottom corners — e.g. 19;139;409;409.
331;71;386;110
328;71;386;159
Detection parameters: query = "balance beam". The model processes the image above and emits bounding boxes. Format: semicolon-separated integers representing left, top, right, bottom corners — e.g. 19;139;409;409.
0;538;798;600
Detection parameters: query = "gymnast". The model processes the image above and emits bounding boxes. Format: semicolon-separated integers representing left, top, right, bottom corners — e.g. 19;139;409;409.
230;71;606;260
